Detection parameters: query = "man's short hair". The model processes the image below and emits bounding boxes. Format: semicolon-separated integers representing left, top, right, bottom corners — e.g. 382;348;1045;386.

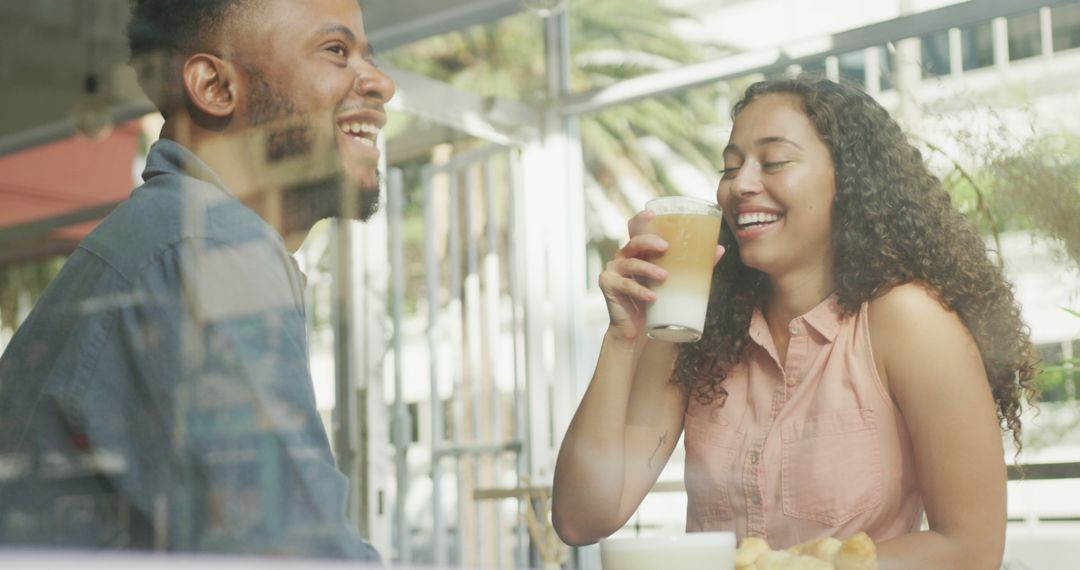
126;0;254;117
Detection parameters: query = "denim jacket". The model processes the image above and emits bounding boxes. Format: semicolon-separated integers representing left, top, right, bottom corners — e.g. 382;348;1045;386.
0;140;379;561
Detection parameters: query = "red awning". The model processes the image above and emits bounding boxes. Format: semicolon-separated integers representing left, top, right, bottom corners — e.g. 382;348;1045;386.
0;120;142;266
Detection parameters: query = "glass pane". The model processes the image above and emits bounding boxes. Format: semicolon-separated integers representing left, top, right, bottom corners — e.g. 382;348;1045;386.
1052;2;1080;52
799;58;828;79
837;50;866;87
1041;342;1064;365
876;45;894;91
1008;10;1042;61
1037;343;1067;402
579;80;736;236
921;30;951;78
381;12;546;102
961;21;994;72
1073;339;1080;398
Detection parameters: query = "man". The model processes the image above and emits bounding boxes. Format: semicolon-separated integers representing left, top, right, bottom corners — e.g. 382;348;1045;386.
0;0;394;560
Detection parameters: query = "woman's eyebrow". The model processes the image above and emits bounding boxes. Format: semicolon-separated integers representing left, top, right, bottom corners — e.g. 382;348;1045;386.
723;136;802;158
755;136;803;150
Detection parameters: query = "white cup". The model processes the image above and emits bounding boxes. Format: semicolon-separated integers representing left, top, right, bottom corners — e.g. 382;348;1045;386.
643;196;723;343
600;532;736;570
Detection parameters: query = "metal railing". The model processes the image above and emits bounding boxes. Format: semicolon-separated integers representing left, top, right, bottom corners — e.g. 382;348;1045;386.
386;145;531;568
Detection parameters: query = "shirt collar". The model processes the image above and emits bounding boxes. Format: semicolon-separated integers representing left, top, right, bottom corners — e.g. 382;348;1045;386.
748;309;772;350
142;139;231;195
140;139;303;277
800;294;844;342
748;293;845;348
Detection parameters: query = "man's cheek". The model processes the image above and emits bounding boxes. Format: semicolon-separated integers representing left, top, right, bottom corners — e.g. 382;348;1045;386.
342;153;378;180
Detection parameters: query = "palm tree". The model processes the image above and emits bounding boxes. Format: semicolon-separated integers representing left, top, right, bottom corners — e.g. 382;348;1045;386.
382;0;742;248
375;5;741;564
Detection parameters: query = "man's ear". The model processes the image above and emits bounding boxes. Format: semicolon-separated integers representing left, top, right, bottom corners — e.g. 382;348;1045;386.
182;54;238;119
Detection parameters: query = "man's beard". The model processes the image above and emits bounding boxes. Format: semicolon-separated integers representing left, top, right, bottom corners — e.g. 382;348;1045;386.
281;177;381;236
244;67;381;228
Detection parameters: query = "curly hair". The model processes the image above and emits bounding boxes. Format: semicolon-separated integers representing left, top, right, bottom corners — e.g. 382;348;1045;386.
126;0;256;116
674;76;1040;449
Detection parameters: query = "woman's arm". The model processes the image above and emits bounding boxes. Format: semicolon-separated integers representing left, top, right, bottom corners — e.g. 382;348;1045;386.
869;282;1007;570
552;334;684;546
553;210;718;546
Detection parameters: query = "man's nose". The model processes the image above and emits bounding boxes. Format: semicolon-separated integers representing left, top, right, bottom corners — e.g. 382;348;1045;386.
353;64;396;103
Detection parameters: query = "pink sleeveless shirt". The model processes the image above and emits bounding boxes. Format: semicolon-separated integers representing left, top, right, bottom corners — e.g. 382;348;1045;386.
683;296;924;548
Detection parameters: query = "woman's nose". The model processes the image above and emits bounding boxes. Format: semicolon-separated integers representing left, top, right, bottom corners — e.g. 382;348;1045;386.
731;167;762;197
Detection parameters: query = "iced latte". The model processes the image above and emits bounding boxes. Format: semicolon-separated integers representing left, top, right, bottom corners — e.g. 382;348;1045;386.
644;197;722;343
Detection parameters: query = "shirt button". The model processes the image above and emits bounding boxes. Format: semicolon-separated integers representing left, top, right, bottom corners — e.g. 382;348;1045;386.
751;494;762;506
786;375;797;387
749;451;759;464
789;323;802;335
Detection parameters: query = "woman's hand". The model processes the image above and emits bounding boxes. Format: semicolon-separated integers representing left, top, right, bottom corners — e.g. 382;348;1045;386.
599;211;669;340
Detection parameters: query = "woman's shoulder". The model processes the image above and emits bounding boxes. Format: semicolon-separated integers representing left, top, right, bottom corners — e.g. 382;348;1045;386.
867;281;976;375
867;281;951;323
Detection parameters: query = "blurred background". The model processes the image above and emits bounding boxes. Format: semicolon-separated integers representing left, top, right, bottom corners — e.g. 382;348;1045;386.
1;0;1079;568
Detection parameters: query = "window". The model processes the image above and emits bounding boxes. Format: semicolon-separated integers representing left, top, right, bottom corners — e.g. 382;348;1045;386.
1037;341;1080;402
920;30;950;78
961;21;994;72
799;58;828;79
875;45;894;91
837;50;866;87
390;402;421;444
1071;338;1080;394
1007;10;1042;61
1052;2;1080;52
1041;342;1064;366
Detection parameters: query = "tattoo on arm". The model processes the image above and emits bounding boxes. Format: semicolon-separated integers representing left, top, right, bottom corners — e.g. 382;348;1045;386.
647;432;668;469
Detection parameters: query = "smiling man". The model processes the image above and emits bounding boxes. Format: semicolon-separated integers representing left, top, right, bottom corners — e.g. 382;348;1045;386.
0;0;393;560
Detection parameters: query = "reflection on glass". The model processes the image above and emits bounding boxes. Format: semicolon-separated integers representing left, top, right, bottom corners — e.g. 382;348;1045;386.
961;21;994;72
1007;10;1042;61
921;30;950;78
837;51;865;87
1073;340;1080;394
799;58;828;79
1052;3;1080;52
1037;342;1068;401
876;45;894;91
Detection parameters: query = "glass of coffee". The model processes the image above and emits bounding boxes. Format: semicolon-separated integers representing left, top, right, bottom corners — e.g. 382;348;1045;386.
643;196;722;343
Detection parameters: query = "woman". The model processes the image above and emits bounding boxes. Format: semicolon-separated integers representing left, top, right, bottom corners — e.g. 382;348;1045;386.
551;77;1039;569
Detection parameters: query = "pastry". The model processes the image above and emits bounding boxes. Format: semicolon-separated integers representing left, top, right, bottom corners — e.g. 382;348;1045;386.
834;532;877;570
735;536;771;568
787;536;842;563
734;532;877;570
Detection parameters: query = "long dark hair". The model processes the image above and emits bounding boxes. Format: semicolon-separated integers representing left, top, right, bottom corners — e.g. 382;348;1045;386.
674;77;1039;449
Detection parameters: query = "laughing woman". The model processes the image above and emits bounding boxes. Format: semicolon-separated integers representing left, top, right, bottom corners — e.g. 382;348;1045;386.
552;77;1039;569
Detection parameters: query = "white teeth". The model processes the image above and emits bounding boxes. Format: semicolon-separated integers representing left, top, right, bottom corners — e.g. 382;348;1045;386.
737;212;780;226
357;137;375;147
339;121;381;138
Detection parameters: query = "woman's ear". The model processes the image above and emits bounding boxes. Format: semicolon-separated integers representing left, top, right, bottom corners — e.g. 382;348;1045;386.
181;53;237;119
